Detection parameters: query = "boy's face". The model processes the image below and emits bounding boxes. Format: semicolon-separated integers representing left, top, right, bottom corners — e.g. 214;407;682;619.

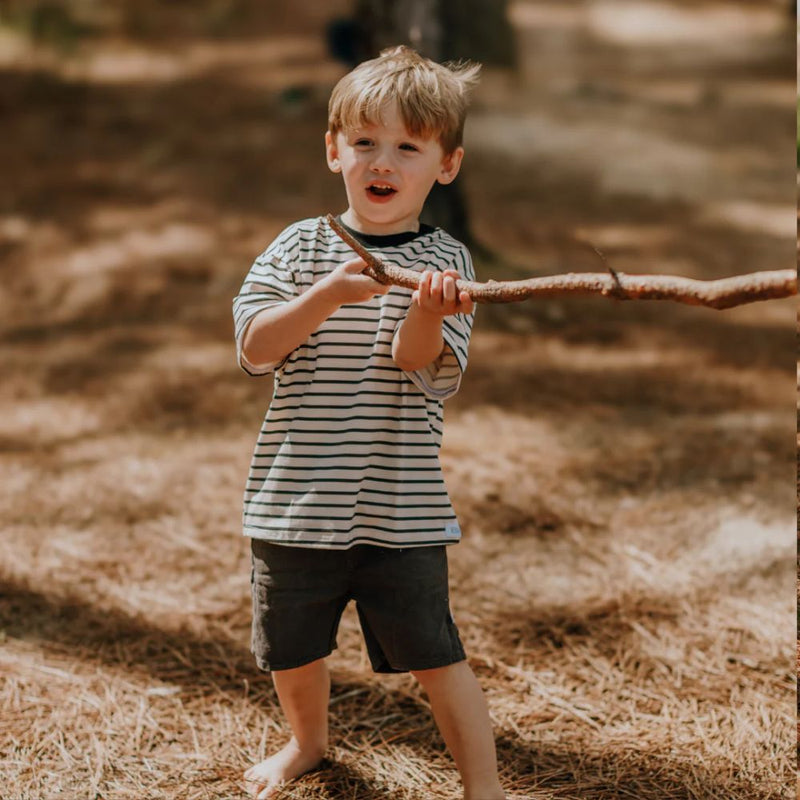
325;103;463;235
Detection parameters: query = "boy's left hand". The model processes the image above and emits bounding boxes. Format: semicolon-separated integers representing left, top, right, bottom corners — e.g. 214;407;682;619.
412;269;475;317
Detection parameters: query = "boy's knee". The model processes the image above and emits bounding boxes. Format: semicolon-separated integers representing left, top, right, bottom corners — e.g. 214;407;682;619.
410;667;438;689
410;659;466;688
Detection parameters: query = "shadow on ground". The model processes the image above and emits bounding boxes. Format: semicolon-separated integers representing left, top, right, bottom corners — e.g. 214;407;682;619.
0;571;785;799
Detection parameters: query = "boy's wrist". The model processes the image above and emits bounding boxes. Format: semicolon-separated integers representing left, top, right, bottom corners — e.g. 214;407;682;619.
407;302;444;331
315;272;348;310
393;303;445;373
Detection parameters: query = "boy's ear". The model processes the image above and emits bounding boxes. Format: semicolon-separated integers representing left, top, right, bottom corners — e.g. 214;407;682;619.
325;131;342;173
436;146;464;185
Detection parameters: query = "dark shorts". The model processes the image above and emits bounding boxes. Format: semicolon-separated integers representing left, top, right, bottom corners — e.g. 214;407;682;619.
250;539;466;673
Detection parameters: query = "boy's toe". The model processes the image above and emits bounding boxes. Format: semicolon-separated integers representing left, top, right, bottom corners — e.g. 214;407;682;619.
242;773;262;797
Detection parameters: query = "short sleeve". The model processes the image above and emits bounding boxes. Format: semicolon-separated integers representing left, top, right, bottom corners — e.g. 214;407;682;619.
233;235;299;376
402;245;476;400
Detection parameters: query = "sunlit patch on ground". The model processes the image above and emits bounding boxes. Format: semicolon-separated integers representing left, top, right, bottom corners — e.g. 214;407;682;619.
0;1;795;798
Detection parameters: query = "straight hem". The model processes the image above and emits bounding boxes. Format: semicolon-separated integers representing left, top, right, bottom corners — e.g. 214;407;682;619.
244;528;460;549
254;652;468;675
253;648;335;673
374;654;468;674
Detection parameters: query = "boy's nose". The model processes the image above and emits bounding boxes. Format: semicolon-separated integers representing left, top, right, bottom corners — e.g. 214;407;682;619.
369;149;394;173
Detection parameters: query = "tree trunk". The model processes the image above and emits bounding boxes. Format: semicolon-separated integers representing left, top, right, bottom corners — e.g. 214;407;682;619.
343;0;516;248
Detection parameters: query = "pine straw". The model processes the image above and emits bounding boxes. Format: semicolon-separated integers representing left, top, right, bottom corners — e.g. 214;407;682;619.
0;357;794;799
0;8;796;798
0;270;795;800
1;546;794;800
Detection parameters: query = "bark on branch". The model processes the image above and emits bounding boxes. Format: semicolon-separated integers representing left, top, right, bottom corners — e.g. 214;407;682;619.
328;214;796;310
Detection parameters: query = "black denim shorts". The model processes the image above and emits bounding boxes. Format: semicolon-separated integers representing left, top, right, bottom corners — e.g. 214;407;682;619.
250;539;466;673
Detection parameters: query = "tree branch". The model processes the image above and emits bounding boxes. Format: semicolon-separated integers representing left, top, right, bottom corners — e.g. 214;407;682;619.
327;214;796;310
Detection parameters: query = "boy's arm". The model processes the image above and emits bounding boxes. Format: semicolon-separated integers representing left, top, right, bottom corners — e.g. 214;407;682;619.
392;270;474;373
242;257;389;368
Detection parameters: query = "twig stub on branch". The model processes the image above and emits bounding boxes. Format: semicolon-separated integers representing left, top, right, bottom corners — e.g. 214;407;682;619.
327;214;797;310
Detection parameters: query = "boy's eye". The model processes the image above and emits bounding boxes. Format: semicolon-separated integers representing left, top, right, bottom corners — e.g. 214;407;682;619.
354;139;372;147
399;143;419;152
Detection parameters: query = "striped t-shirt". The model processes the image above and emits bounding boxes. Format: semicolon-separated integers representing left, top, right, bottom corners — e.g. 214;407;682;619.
233;215;475;549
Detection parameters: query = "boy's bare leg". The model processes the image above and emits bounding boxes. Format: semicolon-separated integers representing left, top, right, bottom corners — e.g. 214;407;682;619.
412;660;506;800
243;657;330;799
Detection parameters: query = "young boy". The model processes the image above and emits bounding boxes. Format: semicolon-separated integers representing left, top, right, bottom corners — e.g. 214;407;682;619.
234;46;505;800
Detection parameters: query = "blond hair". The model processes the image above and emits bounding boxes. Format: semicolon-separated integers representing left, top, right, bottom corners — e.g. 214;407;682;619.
328;45;481;154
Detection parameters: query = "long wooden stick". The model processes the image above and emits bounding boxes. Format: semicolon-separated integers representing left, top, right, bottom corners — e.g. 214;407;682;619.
327;214;796;310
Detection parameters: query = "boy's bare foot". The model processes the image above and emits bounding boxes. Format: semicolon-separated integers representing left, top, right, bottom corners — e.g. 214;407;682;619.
243;738;325;799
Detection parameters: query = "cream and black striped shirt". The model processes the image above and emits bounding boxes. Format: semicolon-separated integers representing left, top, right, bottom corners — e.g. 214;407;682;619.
233;215;475;549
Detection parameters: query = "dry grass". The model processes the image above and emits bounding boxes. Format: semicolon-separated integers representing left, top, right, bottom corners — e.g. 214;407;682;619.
0;3;796;799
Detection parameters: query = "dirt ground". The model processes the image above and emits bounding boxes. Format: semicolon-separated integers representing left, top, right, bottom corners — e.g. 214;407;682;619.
0;2;796;799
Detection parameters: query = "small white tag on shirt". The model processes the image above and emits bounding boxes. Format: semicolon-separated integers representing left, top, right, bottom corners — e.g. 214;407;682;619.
444;522;461;538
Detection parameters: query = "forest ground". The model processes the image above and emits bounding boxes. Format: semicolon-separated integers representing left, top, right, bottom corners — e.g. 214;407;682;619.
0;2;796;798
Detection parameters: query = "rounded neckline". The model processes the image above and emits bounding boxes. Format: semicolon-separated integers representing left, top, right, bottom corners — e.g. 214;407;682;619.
333;215;436;247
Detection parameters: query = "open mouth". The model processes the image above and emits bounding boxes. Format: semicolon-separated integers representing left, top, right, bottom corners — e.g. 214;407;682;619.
367;183;397;197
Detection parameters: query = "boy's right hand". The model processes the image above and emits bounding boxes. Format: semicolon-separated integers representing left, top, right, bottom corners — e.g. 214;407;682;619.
325;257;390;305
